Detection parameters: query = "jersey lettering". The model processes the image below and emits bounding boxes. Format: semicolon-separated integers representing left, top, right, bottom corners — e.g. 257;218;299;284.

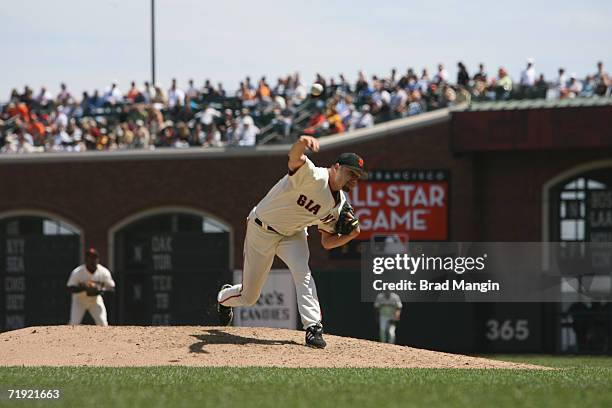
296;194;322;215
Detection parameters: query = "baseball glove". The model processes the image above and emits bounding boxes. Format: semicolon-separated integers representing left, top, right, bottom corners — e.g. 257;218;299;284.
85;282;103;297
335;203;359;235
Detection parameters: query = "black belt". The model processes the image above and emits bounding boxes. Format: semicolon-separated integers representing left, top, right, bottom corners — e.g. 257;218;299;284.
254;218;280;234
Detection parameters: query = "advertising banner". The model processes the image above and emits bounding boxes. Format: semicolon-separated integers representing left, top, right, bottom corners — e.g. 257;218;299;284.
232;269;297;329
347;170;449;241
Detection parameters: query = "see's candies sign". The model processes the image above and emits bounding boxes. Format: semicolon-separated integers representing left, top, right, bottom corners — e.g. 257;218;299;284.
347;170;449;240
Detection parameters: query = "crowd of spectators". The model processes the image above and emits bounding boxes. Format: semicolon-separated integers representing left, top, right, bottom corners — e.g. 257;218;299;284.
1;60;610;153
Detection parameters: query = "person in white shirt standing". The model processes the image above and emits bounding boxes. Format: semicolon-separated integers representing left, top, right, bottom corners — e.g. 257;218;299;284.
67;248;115;326
374;291;402;344
520;58;536;88
217;136;365;348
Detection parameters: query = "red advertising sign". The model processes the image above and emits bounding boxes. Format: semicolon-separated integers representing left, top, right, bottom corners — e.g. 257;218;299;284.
347;170;449;240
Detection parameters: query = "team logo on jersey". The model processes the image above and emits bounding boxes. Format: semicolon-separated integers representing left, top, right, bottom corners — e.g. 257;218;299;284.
297;194;321;215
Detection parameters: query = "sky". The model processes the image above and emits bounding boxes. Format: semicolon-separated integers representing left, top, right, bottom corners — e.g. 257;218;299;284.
1;0;611;99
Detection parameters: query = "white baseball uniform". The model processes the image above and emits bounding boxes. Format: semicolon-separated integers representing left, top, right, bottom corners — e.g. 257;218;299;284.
67;264;116;326
374;292;402;343
218;156;347;329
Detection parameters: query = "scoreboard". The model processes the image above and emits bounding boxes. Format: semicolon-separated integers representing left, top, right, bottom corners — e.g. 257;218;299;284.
0;234;80;331
114;231;231;325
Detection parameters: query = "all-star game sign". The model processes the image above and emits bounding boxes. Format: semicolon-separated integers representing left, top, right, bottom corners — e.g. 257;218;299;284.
331;170;449;258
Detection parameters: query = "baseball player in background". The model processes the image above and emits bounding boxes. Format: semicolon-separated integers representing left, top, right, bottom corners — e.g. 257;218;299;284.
67;248;116;326
374;291;403;344
217;135;365;348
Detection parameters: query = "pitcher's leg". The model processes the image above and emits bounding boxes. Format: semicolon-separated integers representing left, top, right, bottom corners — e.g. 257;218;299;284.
276;231;321;329
218;220;279;307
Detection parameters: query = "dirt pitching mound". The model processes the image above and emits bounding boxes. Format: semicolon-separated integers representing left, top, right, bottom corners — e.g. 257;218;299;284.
0;326;543;369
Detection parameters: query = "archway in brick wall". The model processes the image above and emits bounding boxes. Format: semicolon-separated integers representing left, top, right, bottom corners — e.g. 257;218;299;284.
0;211;82;331
108;207;232;326
543;160;612;354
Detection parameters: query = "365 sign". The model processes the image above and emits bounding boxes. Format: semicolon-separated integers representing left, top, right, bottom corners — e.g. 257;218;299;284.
348;170;449;240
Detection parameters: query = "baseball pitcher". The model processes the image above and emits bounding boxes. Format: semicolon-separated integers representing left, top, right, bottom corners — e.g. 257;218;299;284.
217;135;365;348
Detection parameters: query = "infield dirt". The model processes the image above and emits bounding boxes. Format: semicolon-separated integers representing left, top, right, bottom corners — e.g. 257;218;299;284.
0;326;544;369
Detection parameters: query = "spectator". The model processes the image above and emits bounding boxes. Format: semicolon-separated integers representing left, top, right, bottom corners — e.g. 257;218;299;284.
186;79;199;100
370;80;391;116
216;82;226;97
126;81;140;103
57;82;71;105
389;85;408;118
493;67;513;100
567;73;583;98
433;63;449;84
35;86;53;108
202;79;215;97
326;106;345;134
581;75;596;97
152;84;167;107
90;90;104;110
235;115;259;146
167;78;185;109
408;90;426;115
273;105;294;139
457;62;470;88
203;123;223;147
54;105;69;128
142;81;154;104
355;70;369;95
303;108;327;136
199;104;221;130
2;59;608;155
520;58;536;88
417;68;430;93
350;104;374;130
239;81;257;108
338;74;351;93
534;74;549;98
594;61;610;96
556;68;568;98
134;120;151;149
103;80;123;105
473;63;487;82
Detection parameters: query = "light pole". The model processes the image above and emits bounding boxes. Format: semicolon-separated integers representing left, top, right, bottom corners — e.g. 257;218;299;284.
151;0;156;85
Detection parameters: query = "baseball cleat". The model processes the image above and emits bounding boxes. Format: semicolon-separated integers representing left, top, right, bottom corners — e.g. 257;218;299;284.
217;284;234;326
305;324;326;349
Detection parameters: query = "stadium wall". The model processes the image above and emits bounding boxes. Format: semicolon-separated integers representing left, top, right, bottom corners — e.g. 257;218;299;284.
2;106;612;353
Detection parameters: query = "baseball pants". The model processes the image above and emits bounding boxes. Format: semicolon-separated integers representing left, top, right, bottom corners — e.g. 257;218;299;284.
379;316;397;344
218;217;322;329
69;298;109;326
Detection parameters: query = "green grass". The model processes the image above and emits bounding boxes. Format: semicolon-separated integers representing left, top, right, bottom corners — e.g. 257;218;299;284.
0;356;611;407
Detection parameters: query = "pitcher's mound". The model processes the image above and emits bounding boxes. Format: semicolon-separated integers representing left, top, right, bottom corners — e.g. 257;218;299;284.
0;326;541;369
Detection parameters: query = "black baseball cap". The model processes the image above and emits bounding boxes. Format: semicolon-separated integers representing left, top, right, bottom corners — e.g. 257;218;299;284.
336;153;366;177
